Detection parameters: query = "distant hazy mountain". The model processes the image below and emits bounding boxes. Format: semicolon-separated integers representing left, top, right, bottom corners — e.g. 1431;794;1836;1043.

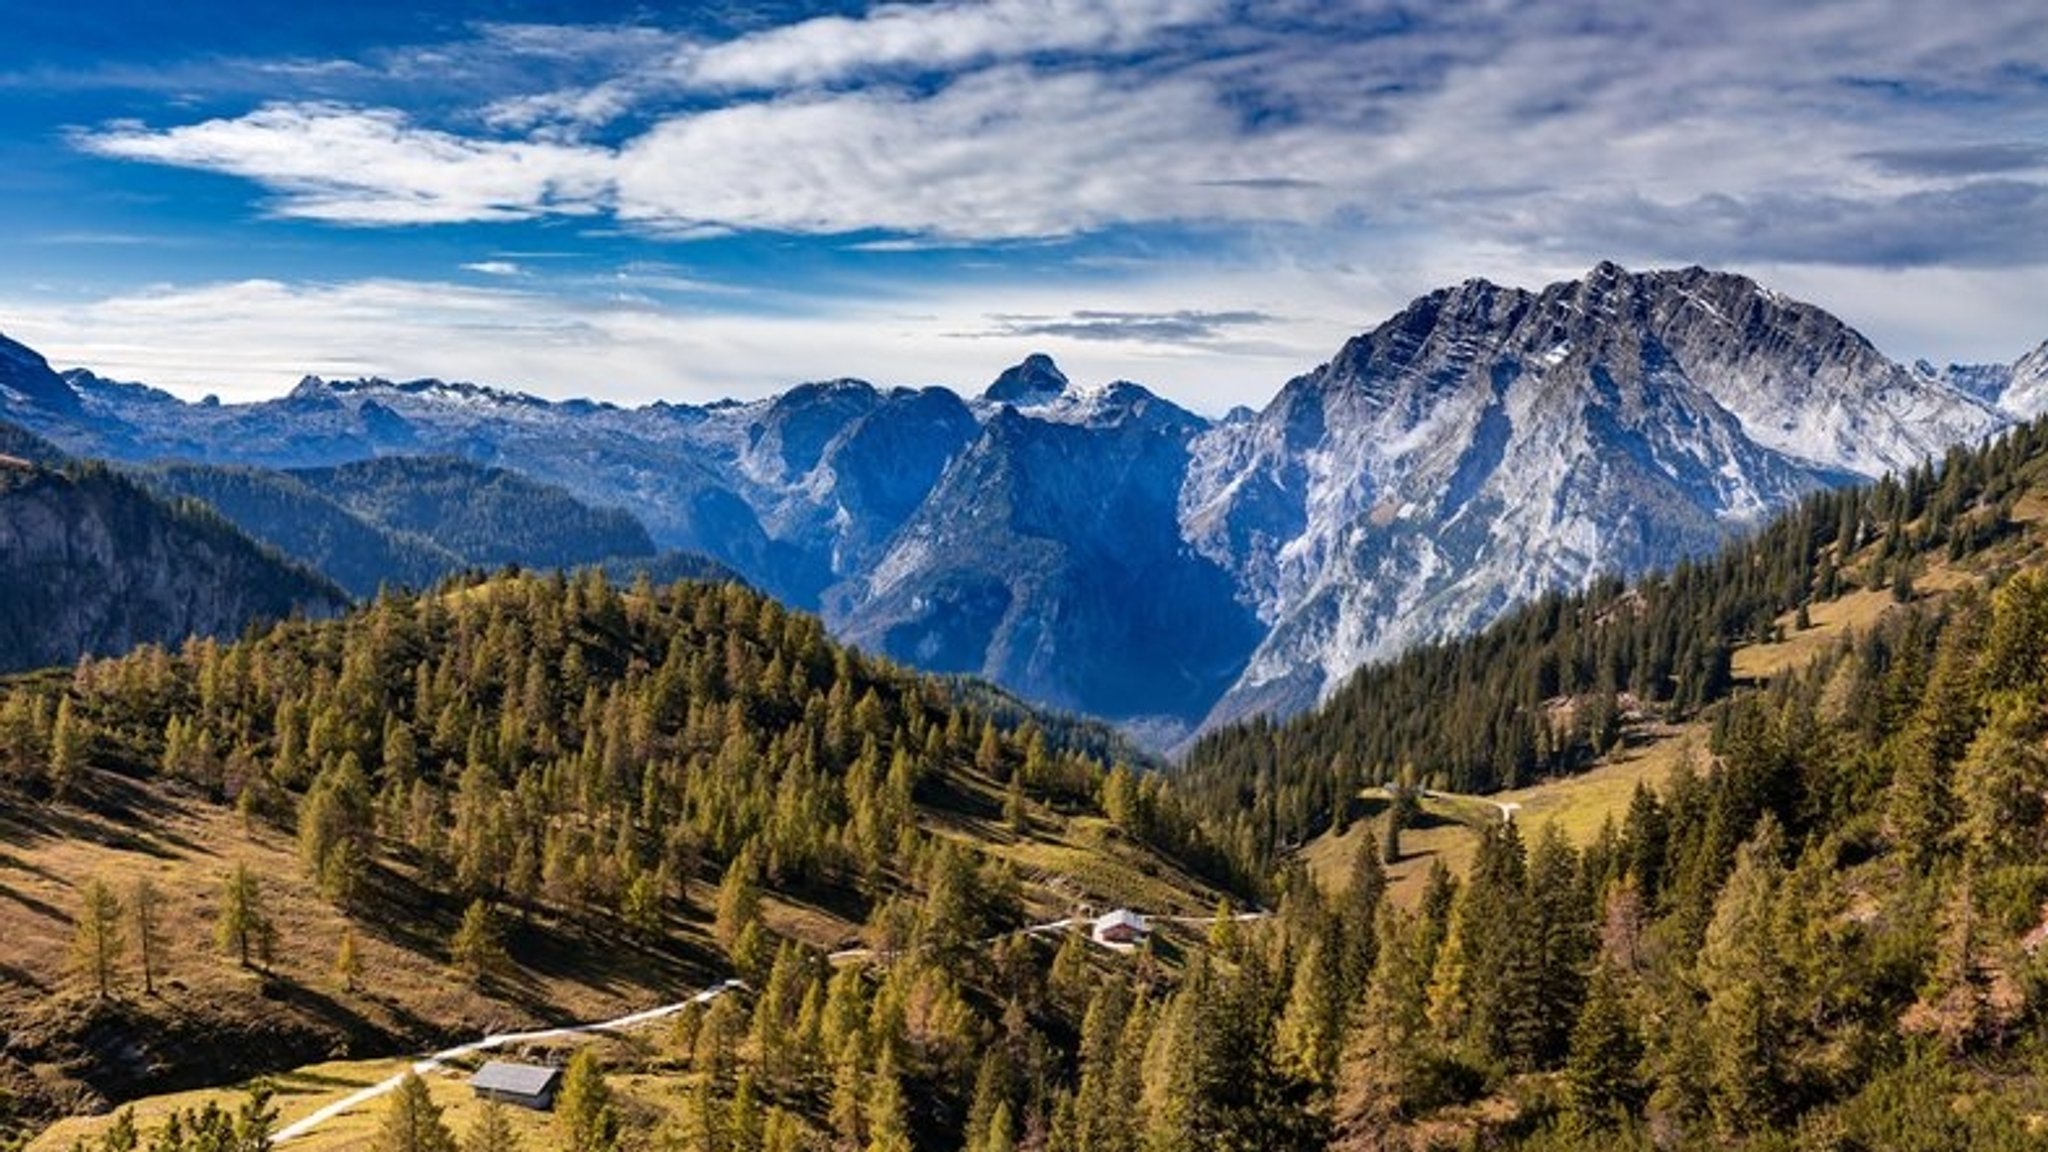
136;456;732;600
3;264;2034;743
0;455;345;672
136;462;461;597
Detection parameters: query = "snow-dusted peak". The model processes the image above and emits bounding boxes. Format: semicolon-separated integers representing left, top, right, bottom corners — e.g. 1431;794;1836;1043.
983;353;1070;405
2002;341;2048;419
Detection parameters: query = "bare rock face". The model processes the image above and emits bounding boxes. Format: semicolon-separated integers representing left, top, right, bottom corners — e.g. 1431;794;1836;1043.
0;461;345;672
1178;264;2008;732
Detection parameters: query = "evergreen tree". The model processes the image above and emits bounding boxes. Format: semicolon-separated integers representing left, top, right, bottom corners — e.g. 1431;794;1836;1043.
72;877;124;999
130;875;162;996
715;848;763;953
234;1080;278;1151
335;925;363;992
557;1048;618;1152
1564;962;1642;1127
461;1102;519;1152
374;1072;456;1152
1351;905;1434;1117
1697;818;1790;1137
450;899;508;982
298;753;375;904
864;1048;912;1152
50;694;87;798
216;862;276;970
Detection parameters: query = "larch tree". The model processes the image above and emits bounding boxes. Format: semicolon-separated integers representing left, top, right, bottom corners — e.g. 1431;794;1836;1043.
131;875;162;996
50;694;87;798
450;899;508;982
375;1071;457;1152
462;1102;519;1152
71;877;124;999
1564;961;1643;1128
336;924;363;992
865;1047;913;1152
216;862;276;970
557;1048;618;1152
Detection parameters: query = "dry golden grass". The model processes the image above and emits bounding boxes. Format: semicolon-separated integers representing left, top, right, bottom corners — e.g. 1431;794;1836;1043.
1731;587;1900;681
1497;722;1706;847
28;1045;676;1152
1303;794;1489;908
27;1055;417;1152
1302;724;1702;907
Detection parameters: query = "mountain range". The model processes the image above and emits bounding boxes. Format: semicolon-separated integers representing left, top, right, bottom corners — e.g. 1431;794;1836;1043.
4;263;2041;745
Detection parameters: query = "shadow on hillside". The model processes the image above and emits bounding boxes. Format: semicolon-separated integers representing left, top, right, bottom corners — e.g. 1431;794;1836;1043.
0;771;206;858
0;878;69;924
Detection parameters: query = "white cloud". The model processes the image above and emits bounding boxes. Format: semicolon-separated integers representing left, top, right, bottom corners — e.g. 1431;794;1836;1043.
77;103;610;225
684;0;1220;90
0;268;1366;411
44;0;2048;381
72;0;2048;262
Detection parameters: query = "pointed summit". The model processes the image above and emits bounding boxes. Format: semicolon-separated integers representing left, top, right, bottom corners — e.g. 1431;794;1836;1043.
983;353;1069;404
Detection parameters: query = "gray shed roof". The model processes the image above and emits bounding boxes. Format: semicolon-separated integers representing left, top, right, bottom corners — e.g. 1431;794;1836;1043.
472;1061;561;1096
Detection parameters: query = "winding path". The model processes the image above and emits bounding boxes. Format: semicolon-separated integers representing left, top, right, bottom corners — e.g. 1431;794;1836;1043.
273;979;744;1143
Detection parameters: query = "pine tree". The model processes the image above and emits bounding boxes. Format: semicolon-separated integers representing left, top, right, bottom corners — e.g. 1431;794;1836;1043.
131;875;162;996
50;694;87;798
375;1071;456;1152
557;1048;617;1152
1564;962;1642;1127
336;925;363;992
983;1100;1017;1152
729;1068;766;1152
864;1048;912;1152
462;1102;519;1152
715;848;763;953
1351;905;1433;1117
1697;818;1789;1137
72;877;123;999
235;1080;279;1151
216;862;276;970
450;899;508;982
1274;934;1343;1087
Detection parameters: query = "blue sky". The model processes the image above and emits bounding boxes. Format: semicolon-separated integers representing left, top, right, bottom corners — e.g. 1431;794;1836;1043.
2;0;2045;411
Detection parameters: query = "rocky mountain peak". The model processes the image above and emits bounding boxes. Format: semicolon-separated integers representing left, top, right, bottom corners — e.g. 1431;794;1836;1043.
984;353;1070;404
0;332;83;415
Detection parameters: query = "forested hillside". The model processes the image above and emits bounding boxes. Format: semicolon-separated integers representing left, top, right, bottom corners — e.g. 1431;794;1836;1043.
2;571;1253;1151
138;462;460;596
1147;415;2048;1148
289;456;657;573
139;457;714;600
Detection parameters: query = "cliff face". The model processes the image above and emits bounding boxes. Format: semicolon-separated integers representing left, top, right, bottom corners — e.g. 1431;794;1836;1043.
0;462;346;671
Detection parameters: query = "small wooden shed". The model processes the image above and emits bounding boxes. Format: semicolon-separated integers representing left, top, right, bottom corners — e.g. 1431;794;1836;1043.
1092;908;1150;947
471;1061;562;1111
